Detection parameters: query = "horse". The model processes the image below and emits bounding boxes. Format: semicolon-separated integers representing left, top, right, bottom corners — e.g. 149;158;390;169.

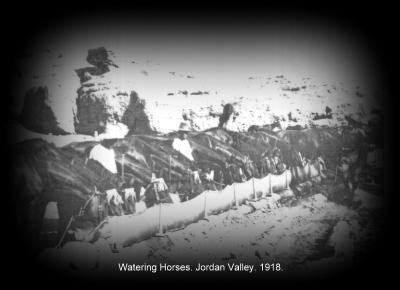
170;169;205;201
165;161;227;201
196;161;226;190
61;187;129;244
67;189;110;243
336;147;364;196
44;186;125;247
256;157;267;177
290;155;327;185
212;165;226;190
240;155;260;179
122;184;149;215
257;147;288;177
122;187;137;214
12;140;84;247
11;139;123;250
279;129;323;163
222;157;247;185
105;189;124;216
122;178;184;216
142;177;174;208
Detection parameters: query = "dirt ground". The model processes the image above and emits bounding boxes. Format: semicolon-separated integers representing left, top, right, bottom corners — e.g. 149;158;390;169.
39;176;384;277
119;188;382;270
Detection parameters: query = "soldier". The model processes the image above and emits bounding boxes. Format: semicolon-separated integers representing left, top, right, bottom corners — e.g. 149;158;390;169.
337;146;362;204
172;121;195;162
218;103;234;129
172;121;200;200
88;138;117;174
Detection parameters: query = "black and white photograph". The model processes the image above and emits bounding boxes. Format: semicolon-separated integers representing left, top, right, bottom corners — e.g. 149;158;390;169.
2;3;396;286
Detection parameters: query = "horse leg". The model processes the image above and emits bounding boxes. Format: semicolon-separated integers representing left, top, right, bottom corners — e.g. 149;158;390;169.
340;171;355;204
108;198;116;216
128;196;135;214
98;195;110;221
28;196;48;251
56;196;78;246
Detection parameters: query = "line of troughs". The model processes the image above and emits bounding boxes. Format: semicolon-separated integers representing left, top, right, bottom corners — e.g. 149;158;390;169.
96;160;323;248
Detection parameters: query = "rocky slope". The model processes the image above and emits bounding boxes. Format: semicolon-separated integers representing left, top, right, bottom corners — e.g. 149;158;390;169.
12;46;383;139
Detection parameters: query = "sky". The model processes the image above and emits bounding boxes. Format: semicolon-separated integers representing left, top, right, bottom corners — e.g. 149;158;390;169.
24;13;379;89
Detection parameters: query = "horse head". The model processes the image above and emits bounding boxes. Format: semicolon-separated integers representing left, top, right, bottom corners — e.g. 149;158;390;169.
68;189;110;243
197;163;224;191
232;163;247;183
69;216;97;242
123;187;136;214
77;189;109;229
105;189;124;216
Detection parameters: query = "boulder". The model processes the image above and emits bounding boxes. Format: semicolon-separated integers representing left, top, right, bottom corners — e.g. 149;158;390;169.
121;91;153;134
19;86;68;135
74;48;153;136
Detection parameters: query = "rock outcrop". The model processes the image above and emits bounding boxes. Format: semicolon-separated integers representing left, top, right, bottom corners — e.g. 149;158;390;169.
121;91;153;135
19;87;68;135
74;47;152;136
12;46;383;137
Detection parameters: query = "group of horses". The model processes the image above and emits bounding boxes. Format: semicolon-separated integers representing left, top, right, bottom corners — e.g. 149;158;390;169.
12;126;370;249
83;145;294;215
63;145;314;245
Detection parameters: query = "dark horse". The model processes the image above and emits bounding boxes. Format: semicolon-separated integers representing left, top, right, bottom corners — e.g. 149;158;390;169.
67;190;109;243
11;139;113;249
241;156;260;179
223;156;247;185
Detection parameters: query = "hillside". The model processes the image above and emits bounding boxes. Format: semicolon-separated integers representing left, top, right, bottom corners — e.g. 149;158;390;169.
11;46;383;143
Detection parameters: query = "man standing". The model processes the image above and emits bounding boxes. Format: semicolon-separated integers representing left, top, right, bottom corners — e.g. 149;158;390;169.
86;138;122;190
88;139;118;174
172;121;195;162
172;122;199;199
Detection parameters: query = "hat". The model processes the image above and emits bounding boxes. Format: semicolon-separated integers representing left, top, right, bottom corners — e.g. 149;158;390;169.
178;121;191;132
